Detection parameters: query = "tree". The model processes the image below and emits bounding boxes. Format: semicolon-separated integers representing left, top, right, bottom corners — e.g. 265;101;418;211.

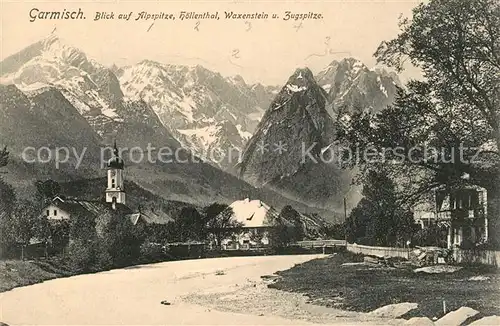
171;207;206;242
338;0;500;244
248;228;266;246
68;210;99;271
5;200;39;259
375;0;499;154
412;224;448;248
33;215;51;258
268;217;293;250
98;212;144;268
35;180;61;202
203;203;243;248
0;147;15;258
345;170;417;247
50;220;70;255
324;223;345;240
0;146;8;168
0;179;16;221
278;206;305;242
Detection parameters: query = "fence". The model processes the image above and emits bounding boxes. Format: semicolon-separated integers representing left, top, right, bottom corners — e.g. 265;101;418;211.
346;243;411;259
346;243;500;267
453;248;500;267
296;239;347;248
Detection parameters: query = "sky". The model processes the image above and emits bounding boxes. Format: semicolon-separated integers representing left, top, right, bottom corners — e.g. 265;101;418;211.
1;0;424;85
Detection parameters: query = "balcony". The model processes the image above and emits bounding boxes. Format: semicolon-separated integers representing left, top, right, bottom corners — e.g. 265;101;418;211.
437;208;485;221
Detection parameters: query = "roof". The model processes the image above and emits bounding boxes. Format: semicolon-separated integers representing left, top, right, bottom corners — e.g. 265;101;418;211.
125;210;174;226
126;213;142;225
47;197;132;219
139;210;174;225
224;198;280;228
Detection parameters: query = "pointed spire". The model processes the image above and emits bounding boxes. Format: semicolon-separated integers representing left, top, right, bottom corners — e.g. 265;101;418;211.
113;139;119;156
107;139;124;169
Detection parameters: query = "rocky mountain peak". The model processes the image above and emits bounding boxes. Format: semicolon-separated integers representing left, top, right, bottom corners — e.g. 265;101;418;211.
229;74;247;86
316;57;401;115
238;66;348;209
284;68;316;93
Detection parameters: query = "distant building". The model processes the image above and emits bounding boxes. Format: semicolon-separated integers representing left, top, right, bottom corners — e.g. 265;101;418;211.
42;142;171;227
414;183;488;249
43;196;140;225
105;141;126;206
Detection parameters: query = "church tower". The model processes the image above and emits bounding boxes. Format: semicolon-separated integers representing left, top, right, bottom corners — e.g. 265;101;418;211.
105;141;126;205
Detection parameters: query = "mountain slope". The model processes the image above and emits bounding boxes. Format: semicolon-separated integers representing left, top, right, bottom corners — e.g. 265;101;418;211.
0;34;180;150
117;61;278;171
0;84;105;193
238;68;351;210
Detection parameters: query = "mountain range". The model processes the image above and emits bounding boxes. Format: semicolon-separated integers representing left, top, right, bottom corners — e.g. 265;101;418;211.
117;60;278;171
0;34;402;220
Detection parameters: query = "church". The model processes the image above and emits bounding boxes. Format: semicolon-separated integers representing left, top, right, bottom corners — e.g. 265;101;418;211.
42;142;167;226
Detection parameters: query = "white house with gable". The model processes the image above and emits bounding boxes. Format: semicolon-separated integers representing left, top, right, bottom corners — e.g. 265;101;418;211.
219;198;282;250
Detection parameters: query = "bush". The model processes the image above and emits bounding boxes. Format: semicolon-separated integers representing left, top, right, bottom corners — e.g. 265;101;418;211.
68;240;98;272
140;241;165;263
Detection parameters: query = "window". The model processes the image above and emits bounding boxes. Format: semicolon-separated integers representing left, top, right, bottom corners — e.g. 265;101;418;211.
478;191;484;205
111;178;115;188
54;210;57;216
46;210;49;216
471;192;480;208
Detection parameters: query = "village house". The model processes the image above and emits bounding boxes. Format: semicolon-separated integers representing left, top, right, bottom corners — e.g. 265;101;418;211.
218;198;284;250
415;181;488;249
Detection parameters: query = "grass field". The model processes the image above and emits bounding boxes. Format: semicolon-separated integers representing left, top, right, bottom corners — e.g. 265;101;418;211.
0;259;74;293
268;252;500;321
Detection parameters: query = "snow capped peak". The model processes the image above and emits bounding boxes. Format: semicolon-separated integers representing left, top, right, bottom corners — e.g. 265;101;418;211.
292;67;314;80
284;67;316;92
19;82;55;95
324;57;367;74
315;57;401;114
117;60;275;170
286;83;308;93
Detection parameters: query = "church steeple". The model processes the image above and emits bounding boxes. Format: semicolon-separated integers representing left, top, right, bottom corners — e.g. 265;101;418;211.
105;141;126;205
107;140;124;170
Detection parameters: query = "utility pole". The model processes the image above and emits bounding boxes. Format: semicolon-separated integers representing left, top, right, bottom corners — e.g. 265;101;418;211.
344;197;348;246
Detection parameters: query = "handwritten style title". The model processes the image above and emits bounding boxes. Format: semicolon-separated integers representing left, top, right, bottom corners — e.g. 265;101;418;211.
28;8;324;22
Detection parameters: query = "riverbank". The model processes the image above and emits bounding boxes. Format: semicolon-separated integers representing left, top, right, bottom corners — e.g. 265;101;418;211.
0;254;409;325
0;248;326;294
0;259;74;293
268;252;500;321
3;253;498;325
